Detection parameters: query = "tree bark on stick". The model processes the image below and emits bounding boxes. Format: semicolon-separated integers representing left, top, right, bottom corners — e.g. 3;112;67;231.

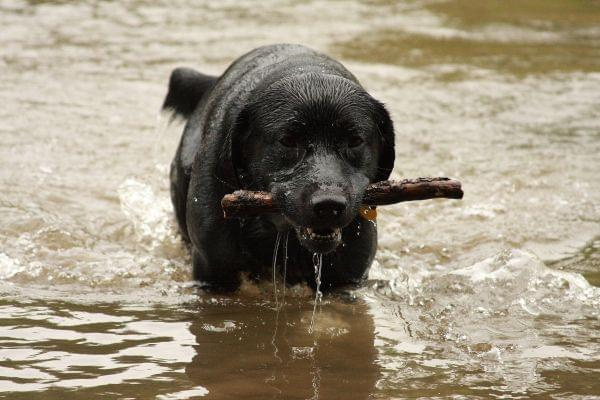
221;177;463;219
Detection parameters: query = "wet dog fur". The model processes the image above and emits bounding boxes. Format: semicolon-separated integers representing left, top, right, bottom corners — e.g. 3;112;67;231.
163;44;395;291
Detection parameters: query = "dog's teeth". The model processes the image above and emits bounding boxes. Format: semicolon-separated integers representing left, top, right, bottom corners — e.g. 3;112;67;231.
300;227;342;242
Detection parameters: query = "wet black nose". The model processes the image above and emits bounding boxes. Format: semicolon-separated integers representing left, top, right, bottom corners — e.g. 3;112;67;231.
311;194;347;221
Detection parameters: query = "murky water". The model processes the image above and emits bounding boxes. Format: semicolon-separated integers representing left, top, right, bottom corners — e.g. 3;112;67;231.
1;0;599;398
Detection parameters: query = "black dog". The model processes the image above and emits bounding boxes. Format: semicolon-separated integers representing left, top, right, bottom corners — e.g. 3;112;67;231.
163;44;395;291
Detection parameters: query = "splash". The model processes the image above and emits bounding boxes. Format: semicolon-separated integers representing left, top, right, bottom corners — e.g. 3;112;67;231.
448;249;600;312
117;178;180;254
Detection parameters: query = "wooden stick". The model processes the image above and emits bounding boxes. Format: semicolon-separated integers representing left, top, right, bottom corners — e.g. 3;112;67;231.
221;177;463;219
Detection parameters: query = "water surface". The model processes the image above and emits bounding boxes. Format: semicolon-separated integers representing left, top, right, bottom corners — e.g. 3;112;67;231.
1;0;599;398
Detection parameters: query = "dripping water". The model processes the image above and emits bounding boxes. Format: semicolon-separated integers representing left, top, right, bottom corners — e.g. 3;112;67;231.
270;230;291;368
272;232;282;307
309;252;323;333
282;230;289;302
308;252;324;396
270;231;285;365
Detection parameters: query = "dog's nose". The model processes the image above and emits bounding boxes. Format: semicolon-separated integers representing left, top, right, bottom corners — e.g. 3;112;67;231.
311;194;347;221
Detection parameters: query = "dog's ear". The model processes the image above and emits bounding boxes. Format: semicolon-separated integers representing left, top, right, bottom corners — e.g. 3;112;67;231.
372;100;396;182
162;67;217;120
216;108;250;190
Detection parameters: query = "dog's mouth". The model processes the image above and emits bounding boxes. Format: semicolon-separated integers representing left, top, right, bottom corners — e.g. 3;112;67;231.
296;226;342;254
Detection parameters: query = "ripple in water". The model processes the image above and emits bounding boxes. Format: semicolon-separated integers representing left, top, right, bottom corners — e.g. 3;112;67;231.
0;0;599;397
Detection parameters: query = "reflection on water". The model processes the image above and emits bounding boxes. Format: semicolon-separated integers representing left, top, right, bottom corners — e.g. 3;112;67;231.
186;296;377;399
0;0;599;398
0;295;378;399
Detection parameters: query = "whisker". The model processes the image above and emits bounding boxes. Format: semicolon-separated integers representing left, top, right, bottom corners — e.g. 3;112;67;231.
212;173;237;190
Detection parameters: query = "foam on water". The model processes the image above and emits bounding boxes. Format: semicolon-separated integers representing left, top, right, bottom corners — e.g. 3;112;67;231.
367;249;600;395
0;176;191;301
451;249;599;308
117;177;180;253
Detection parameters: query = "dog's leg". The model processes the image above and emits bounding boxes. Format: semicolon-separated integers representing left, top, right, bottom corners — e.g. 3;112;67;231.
191;246;241;292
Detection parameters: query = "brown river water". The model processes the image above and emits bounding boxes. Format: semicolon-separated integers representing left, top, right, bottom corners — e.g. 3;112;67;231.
1;0;599;399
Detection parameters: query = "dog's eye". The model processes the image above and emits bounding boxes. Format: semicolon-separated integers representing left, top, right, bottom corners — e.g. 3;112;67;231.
279;134;298;148
347;135;364;148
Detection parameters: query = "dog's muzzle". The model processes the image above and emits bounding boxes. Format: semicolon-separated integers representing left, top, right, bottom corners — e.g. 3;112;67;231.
296;226;342;254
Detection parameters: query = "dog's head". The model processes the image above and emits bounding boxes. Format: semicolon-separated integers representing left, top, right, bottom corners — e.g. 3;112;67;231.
230;73;395;253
